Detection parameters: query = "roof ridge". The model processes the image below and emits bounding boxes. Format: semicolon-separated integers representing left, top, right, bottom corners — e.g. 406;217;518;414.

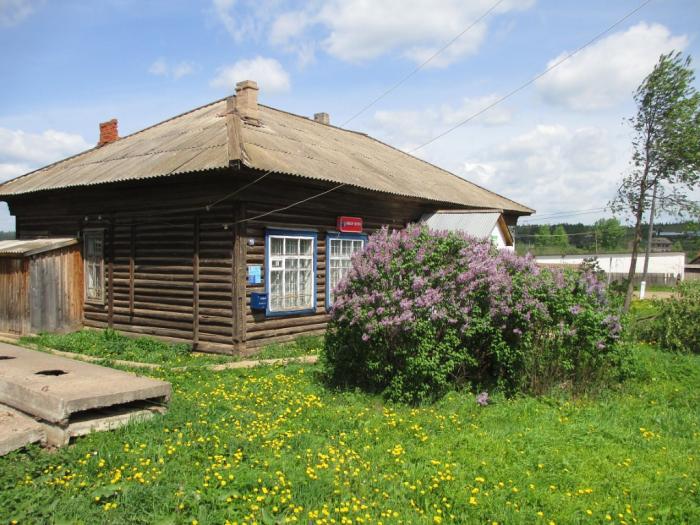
258;104;533;214
0;97;228;191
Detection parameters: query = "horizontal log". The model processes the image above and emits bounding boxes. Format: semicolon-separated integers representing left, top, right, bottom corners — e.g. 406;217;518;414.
246;329;325;349
246;321;328;341
246;313;330;332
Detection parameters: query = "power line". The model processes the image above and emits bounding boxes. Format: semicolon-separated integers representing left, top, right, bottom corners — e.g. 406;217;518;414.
232;183;348;226
516;230;598;238
409;0;652;153
203;1;504;213
202;0;651;230
340;0;506;128
520;208;609;222
215;1;652;229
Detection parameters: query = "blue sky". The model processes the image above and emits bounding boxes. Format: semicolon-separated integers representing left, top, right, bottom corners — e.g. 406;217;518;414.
1;0;699;230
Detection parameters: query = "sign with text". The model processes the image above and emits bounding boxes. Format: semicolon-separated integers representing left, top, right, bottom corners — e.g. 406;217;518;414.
337;216;363;233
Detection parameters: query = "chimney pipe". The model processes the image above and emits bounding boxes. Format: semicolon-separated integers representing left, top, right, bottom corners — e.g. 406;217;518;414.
314;112;330;125
235;80;259;122
98;119;119;146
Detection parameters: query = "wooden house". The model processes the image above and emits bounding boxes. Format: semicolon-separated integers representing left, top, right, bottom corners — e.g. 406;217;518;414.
0;80;532;355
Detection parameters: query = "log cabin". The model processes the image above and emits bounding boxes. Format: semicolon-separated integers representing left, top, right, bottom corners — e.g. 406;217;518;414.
0;80;533;355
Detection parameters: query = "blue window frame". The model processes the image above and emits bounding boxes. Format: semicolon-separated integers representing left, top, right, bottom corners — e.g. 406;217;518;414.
265;229;317;317
325;232;368;309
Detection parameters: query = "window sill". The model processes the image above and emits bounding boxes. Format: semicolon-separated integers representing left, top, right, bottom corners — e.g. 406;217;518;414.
265;307;316;318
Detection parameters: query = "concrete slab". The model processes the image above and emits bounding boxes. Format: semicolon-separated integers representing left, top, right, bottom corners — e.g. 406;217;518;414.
0;404;45;456
41;401;167;447
0;343;171;424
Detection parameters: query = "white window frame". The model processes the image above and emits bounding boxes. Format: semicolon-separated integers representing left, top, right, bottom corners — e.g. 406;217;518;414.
83;229;105;304
326;233;366;307
265;230;317;316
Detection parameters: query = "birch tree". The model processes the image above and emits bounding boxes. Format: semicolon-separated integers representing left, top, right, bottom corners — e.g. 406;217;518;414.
612;52;700;312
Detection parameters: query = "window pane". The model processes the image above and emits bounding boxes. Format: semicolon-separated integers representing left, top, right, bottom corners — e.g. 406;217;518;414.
327;237;365;307
267;233;315;312
271;237;283;256
84;231;104;302
300;238;312;255
286;238;299;255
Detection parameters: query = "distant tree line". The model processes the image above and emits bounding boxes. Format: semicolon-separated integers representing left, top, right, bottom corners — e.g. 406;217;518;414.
0;231;15;241
515;219;699;259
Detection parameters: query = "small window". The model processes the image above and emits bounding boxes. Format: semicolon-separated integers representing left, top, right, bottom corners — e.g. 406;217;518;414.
327;234;366;306
84;230;105;303
266;230;317;315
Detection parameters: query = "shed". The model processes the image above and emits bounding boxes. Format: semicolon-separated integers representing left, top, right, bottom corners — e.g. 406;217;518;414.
420;209;514;250
0;238;83;335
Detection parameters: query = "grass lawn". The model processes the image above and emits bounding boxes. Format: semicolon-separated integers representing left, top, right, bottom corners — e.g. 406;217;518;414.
20;330;321;367
1;345;698;525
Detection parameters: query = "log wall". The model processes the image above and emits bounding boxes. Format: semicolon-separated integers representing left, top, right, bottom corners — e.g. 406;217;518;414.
5;168;444;353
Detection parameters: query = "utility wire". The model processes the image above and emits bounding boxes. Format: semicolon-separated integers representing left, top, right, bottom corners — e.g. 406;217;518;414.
203;0;650;229
340;0;506;127
520;208;609;222
214;0;652;229
409;0;652;153
516;230;599;237
203;1;504;213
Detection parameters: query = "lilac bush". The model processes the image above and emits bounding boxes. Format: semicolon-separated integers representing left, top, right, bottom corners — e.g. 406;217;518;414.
323;225;624;403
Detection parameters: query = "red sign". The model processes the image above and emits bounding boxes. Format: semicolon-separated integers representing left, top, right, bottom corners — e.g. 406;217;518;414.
337;216;363;233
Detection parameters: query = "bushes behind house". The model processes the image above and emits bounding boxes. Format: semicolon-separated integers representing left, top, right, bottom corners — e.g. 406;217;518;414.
323;225;624;403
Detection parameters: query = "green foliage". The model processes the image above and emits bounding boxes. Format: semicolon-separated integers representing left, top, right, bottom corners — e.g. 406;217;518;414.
594;217;625;250
1;346;699;524
612;51;700;311
551;224;569;249
534;224;552;247
649;281;700;353
323;227;625;404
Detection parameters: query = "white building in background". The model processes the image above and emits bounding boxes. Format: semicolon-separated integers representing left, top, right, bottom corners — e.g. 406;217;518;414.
421;209;515;250
536;252;686;284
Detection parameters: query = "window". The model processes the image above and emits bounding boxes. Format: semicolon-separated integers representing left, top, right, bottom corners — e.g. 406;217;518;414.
265;230;317;315
326;234;366;306
84;229;105;303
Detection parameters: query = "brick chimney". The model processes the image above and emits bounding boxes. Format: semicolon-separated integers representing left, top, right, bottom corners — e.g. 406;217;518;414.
314;112;330;125
98;119;118;146
235;80;259;122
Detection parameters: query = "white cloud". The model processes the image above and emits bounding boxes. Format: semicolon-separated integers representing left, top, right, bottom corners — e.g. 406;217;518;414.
214;0;534;67
148;58;195;79
460;124;623;217
536;22;689;111
0;162;28;183
314;0;532;66
0;0;41;26
210;56;291;93
372;95;512;149
0;127;89;167
148;58;168;76
210;0;278;42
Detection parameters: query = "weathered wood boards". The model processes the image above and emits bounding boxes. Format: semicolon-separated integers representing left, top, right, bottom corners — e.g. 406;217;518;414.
0;245;82;335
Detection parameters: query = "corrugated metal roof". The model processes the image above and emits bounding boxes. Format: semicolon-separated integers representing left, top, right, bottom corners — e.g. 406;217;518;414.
420;211;501;239
0;238;78;257
0;97;533;215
